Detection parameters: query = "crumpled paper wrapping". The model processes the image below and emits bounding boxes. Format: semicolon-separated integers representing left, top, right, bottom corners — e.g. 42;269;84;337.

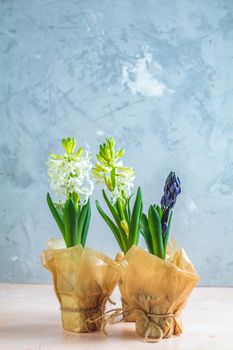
119;241;200;340
41;244;120;333
115;251;136;322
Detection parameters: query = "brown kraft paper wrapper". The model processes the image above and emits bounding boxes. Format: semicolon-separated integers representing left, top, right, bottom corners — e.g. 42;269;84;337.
119;241;200;340
115;251;136;322
41;245;120;333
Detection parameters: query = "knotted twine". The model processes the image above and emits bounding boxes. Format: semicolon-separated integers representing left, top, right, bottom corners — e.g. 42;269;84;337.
84;304;180;343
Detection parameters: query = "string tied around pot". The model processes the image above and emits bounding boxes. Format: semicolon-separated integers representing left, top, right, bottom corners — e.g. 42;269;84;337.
85;305;180;342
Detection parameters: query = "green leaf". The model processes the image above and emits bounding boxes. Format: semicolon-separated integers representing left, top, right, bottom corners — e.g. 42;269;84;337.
96;200;126;252
136;202;143;246
81;204;91;247
47;193;66;243
54;202;64;222
102;190;127;240
128;187;143;248
63;199;76;247
140;213;153;254
148;205;164;259
123;199;129;224
155;205;163;217
163;210;173;256
126;194;133;223
72;202;80;246
77;199;91;246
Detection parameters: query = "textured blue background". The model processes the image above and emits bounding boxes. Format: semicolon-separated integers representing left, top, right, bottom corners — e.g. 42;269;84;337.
1;0;233;285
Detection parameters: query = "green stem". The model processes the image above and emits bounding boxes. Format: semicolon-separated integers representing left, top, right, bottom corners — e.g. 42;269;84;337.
163;210;173;257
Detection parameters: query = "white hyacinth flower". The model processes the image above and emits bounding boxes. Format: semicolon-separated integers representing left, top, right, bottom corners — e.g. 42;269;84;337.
112;168;135;203
47;139;94;204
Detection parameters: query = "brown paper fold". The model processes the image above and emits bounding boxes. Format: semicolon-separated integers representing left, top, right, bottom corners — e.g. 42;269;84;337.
41;245;120;333
119;241;200;340
115;251;136;322
121;297;136;322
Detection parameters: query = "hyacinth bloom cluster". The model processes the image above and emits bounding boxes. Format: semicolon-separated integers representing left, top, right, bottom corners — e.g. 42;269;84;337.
140;172;181;259
47;137;94;204
160;172;181;238
92;137;135;203
161;172;181;211
46;138;93;248
93;138;142;253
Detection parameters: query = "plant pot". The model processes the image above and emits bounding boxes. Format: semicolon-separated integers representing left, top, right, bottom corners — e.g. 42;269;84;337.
119;244;200;340
41;245;120;333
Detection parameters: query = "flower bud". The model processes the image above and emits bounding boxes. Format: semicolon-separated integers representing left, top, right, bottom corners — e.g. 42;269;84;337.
62;137;76;155
160;172;181;211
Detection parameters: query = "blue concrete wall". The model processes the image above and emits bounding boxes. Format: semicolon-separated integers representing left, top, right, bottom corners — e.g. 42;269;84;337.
1;0;233;285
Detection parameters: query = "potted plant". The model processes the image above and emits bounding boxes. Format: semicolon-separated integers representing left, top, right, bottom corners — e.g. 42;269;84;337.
119;172;200;341
41;137;119;333
92;137;142;320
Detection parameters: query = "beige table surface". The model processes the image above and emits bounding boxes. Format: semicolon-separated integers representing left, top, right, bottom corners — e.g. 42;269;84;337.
0;284;232;350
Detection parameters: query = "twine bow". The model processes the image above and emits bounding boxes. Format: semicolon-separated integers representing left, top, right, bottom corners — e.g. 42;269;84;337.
135;309;178;343
85;304;179;342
